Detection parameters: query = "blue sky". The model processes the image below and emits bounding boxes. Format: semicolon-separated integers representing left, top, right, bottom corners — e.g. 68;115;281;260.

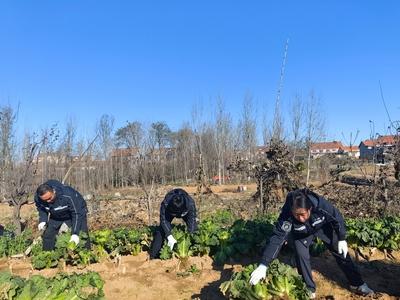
0;1;399;144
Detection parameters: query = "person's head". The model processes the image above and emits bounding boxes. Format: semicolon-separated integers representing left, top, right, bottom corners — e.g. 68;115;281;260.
37;183;56;203
290;189;312;223
167;189;187;215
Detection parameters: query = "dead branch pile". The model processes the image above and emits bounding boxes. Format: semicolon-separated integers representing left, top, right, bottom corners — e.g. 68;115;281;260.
394;136;400;182
254;140;302;212
316;165;400;218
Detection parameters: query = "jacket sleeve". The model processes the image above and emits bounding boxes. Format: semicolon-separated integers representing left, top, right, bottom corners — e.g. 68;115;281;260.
34;194;48;223
184;197;197;233
318;196;346;240
260;194;292;266
64;188;87;235
160;201;173;237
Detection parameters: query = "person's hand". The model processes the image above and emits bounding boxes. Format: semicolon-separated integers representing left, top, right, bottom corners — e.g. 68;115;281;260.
38;222;46;231
249;264;267;285
69;234;80;245
167;235;177;250
338;240;348;258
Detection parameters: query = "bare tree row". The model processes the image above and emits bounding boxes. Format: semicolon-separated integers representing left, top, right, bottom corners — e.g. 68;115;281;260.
0;92;325;200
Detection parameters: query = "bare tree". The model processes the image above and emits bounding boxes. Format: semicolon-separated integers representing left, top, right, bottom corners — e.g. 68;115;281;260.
58;117;77;185
115;121;144;186
289;93;304;162
261;107;271;146
304;91;325;186
191;101;206;186
150;121;172;183
214;96;233;185
39;125;59;183
115;121;143;149
137;125;163;225
0;105;17;200
174;123;195;184
8;133;43;234
238;93;257;181
96;114;115;188
150;122;171;150
62;134;99;187
0;105;46;234
97;114;115;160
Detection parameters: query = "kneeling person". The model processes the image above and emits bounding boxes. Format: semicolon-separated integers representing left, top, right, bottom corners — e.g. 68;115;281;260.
150;188;197;258
35;180;90;251
249;188;374;298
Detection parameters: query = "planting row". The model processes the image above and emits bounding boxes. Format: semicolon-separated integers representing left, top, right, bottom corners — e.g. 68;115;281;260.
1;214;399;270
220;260;311;300
0;271;104;300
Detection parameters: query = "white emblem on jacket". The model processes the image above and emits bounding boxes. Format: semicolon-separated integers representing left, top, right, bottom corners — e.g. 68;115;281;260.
294;225;306;231
54;205;68;211
311;216;325;227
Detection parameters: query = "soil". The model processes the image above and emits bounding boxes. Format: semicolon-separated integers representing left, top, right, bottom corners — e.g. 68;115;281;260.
0;249;399;300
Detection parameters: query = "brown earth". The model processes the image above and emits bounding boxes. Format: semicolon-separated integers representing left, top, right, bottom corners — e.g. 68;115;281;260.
0;183;259;230
0;249;399;300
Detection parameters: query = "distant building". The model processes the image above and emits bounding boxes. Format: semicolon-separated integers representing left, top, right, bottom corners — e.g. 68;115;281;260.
111;148;139;159
37;153;81;164
359;135;398;162
342;146;360;158
310;141;345;158
111;147;175;161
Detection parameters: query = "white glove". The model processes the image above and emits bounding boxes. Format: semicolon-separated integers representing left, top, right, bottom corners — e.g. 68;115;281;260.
338;240;348;258
38;222;47;231
69;234;80;245
249;264;267;285
167;235;177;250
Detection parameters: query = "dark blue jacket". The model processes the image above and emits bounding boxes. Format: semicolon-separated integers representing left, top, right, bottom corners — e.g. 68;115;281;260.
34;180;88;235
160;189;197;236
260;189;346;266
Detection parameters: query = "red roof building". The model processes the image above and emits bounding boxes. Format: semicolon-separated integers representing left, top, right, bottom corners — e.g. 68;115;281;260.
359;135;398;161
310;141;345;157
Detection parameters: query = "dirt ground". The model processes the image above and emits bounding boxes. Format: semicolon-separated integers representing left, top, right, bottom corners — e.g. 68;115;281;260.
0;183;259;230
1;184;399;299
0;249;399;300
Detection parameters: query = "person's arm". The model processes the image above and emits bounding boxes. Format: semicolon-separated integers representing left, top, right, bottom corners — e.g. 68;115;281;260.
260;193;292;266
318;196;346;240
160;201;173;236
251;194;292;285
64;188;87;235
34;194;48;223
184;196;197;233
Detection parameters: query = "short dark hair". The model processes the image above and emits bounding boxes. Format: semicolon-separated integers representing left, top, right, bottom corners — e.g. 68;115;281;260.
167;189;187;213
37;183;54;196
171;195;185;209
291;189;312;210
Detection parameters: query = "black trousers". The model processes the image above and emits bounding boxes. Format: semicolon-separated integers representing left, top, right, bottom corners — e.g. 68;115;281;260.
42;216;90;251
149;226;167;259
150;213;195;259
292;225;364;292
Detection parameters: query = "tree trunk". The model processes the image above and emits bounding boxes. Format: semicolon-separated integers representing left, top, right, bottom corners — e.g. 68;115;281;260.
145;180;154;225
12;202;22;235
306;147;311;187
218;161;222;186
